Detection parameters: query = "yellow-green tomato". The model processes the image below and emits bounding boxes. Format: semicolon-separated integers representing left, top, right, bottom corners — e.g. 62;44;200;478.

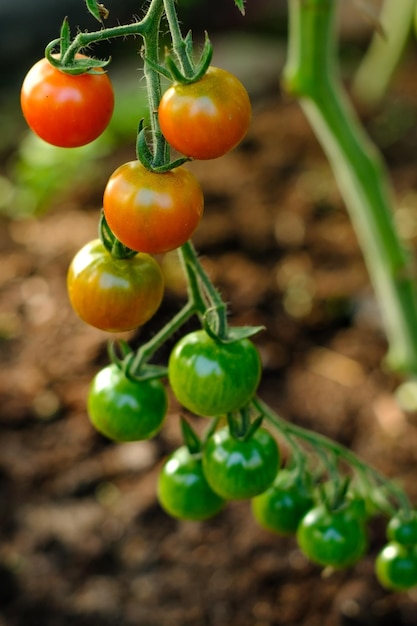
376;542;417;591
168;330;262;417
87;364;167;441
157;446;225;521
202;426;280;500
67;239;164;332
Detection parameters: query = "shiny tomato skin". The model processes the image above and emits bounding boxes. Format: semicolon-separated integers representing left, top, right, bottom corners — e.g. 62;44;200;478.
251;469;314;535
297;504;368;569
157;446;225;521
167;330;262;417
103;161;204;254
158;66;251;160
87;364;167;442
202;426;280;500
375;542;417;591
67;239;164;332
21;56;114;148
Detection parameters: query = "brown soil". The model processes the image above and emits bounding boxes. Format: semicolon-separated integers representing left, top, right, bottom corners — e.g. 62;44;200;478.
2;52;417;626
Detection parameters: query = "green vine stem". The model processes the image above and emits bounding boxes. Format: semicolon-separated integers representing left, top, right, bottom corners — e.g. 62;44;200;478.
254;397;412;515
352;0;417;110
283;0;417;377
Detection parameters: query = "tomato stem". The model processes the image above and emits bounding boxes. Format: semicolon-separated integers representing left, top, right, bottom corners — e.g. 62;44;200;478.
179;241;229;338
127;300;196;378
283;0;417;376
163;0;195;78
254;396;411;515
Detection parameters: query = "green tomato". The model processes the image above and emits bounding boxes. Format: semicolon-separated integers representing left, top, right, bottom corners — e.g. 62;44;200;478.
375;542;417;591
87;364;167;441
387;511;417;546
168;330;261;417
157;446;225;521
202;425;280;500
297;503;368;569
251;469;314;535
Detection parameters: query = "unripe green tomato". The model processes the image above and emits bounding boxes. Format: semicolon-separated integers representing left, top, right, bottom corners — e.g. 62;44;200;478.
376;542;417;591
87;364;167;441
297;503;368;569
202;425;280;500
157;446;225;521
387;512;417;546
168;330;261;417
251;469;314;535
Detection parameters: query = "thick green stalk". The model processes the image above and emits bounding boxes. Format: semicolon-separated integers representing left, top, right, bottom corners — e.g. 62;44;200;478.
283;0;417;375
352;0;417;110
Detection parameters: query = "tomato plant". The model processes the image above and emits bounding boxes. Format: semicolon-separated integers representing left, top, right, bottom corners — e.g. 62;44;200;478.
20;56;114;148
251;469;314;535
102;161;204;254
157;445;225;521
168;330;261;417
23;0;417;596
375;542;417;591
202;425;280;500
158;66;251;160
67;239;164;332
296;503;368;569
87;364;168;441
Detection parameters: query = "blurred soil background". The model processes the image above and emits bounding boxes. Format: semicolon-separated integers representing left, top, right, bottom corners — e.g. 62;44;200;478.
2;1;417;624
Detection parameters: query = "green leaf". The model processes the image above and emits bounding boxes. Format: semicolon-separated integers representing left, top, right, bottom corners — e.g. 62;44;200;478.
242;414;264;441
224;325;265;342
234;0;246;15
59;18;71;57
85;0;103;22
180;417;201;455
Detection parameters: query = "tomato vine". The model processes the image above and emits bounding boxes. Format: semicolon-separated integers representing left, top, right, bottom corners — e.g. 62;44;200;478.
20;0;417;594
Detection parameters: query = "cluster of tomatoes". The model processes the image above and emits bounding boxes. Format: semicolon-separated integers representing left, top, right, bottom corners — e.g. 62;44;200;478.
20;54;417;594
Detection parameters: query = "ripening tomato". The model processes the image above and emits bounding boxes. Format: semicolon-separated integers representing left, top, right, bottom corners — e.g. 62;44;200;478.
67;239;164;332
103;161;204;254
168;330;261;417
375;542;417;591
297;503;368;569
20;56;114;147
158;66;251;160
157;446;225;521
88;364;167;441
202;425;280;500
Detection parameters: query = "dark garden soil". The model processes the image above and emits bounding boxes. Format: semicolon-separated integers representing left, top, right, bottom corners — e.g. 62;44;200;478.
3;45;417;626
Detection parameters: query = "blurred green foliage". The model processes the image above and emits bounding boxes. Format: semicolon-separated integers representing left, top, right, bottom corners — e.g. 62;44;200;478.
1;78;149;218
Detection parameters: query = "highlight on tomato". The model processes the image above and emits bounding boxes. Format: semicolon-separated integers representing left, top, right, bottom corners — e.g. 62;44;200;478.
202;425;280;500
20;56;114;148
157;445;225;521
67;239;164;332
167;329;262;417
375;542;417;591
87;364;168;442
103;161;204;254
158;66;251;160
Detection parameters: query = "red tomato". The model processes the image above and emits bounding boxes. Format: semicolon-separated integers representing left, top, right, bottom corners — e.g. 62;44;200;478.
158;66;251;160
103;161;204;254
21;56;114;148
67;239;164;332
